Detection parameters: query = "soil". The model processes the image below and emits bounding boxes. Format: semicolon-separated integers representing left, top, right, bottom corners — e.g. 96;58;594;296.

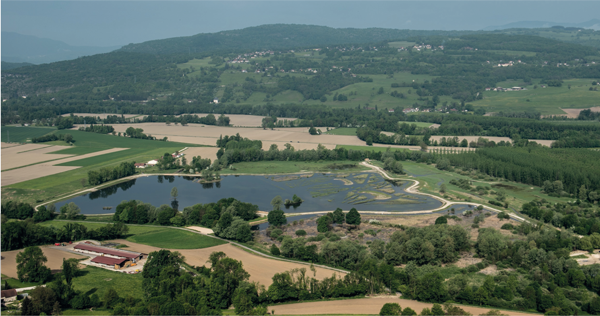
559;107;600;119
109;239;342;286
180;147;220;161
1;246;87;279
271;296;535;315
1;143;72;170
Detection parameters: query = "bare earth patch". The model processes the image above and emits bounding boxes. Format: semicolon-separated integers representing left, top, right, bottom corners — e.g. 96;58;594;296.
334;178;353;185
1;144;72;170
1;246;87;279
111;239;342;286
181;147;221;161
186;226;214;235
560;107;600;118
271;296;534;316
183;114;297;127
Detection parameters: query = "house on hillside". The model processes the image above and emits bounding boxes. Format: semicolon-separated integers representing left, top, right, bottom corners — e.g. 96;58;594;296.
134;163;147;169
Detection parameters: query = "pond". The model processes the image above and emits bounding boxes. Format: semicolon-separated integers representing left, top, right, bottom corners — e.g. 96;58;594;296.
55;172;443;215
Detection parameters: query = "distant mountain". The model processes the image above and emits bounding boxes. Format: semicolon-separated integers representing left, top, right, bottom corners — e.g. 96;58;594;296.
485;19;600;31
1;32;122;64
1;61;34;70
119;24;477;55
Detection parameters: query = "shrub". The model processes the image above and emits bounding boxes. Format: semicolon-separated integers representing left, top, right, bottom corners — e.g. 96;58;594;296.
501;223;514;230
270;229;283;240
295;229;307;236
270;244;280;256
435;216;448;225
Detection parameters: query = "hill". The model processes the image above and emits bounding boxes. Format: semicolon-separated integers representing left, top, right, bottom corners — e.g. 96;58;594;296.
1;31;121;64
1;61;34;70
485;19;600;31
119;24;477;55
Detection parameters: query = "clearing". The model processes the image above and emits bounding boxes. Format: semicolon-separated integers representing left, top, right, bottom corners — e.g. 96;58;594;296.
111;239;343;286
1;246;87;279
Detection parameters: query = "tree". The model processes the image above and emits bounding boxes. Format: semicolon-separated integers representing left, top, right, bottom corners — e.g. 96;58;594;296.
30;286;58;315
317;215;332;233
103;288;120;309
380;303;401;315
579;185;588;201
333;208;345;224
60;202;81;220
17;246;51;283
171;187;178;200
435;216;448;225
346;208;361;227
63;134;73;144
309;127;318;135
440;183;447;193
271;196;283;210
431;304;444;316
270;244;281;256
401;307;417;315
268;209;287;227
61;258;79;286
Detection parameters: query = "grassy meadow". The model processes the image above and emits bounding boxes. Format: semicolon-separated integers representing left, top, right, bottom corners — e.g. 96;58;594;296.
72;266;144;299
221;160;370;175
39;220;225;249
324;128;357;135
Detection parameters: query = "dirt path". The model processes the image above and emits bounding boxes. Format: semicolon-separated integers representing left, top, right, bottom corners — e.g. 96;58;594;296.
271;296;537;315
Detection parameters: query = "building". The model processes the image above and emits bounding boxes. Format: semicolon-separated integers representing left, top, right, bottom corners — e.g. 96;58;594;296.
74;243;144;262
1;289;18;305
134;163;147;169
213;98;219;104
91;256;128;268
147;160;158;166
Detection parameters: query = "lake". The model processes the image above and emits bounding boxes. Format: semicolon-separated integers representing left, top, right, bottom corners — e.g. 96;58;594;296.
55;172;443;215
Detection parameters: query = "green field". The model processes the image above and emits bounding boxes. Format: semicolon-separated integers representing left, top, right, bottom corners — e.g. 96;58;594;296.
388;41;416;48
325;128;357;135
72;266;144;299
3;130;204;205
473;78;600;115
128;229;226;249
221;160;369;175
40;220;226;249
1;126;56;143
1;274;43;289
397;121;434;128
336;145;410;153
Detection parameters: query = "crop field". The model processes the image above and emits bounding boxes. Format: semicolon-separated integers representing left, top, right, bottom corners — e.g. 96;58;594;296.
112;240;342;286
473;79;600;115
397;121;434;128
324;128;357;135
2;130;203;204
271;297;535;316
0;126;56;143
1;246;87;279
1;143;71;170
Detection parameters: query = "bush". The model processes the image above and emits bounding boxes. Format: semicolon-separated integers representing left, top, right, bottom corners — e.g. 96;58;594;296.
435;216;448;225
501;223;514;230
329;234;341;241
270;229;283;240
270;244;280;256
295;229;307;236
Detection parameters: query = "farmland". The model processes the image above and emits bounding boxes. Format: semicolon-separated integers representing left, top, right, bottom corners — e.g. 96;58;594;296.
1;126;56;143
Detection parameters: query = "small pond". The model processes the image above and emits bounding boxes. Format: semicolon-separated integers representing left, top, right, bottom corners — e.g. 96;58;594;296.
55;172;443;215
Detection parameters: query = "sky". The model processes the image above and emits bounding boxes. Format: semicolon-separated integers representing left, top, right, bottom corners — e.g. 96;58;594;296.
2;1;600;47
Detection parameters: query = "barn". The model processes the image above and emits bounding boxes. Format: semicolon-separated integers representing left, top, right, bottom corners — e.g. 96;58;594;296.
91;256;128;268
74;243;144;262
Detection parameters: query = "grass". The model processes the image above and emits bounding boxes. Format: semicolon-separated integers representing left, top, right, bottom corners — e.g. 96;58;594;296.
72;266;144;299
127;229;226;249
3;130;205;205
1;274;42;289
1;126;56;143
39;220;226;249
221;160;369;175
336;145;411;153
325;128;357;135
473;78;600;115
397;121;434;128
62;308;112;315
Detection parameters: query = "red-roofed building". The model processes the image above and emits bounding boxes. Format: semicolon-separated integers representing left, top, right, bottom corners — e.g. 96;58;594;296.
1;289;18;305
91;256;127;267
74;244;143;262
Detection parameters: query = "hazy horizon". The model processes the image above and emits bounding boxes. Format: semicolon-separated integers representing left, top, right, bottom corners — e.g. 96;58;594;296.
2;1;599;48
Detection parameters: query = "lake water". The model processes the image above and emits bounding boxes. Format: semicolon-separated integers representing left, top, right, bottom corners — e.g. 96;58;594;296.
55;173;443;215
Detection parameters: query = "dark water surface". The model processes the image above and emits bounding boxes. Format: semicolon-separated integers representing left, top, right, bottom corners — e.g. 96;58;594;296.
56;173;443;215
